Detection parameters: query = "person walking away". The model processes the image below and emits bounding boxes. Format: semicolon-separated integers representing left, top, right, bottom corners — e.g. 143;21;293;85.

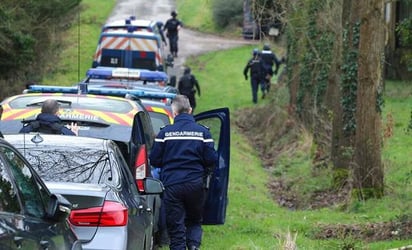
178;67;201;113
149;95;218;250
260;43;281;95
19;99;78;135
243;48;265;104
164;11;183;58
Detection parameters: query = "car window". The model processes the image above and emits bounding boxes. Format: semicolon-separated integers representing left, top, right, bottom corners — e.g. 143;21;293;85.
0;154;20;213
24;147;120;187
139;112;154;150
197;117;221;151
148;111;170;134
0;146;45;217
112;144;139;195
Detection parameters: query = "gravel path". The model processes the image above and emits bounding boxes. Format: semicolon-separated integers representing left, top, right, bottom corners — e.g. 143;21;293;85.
106;0;256;79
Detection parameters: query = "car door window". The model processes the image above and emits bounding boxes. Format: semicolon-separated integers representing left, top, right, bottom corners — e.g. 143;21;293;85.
0;155;20;213
113;145;140;196
196;117;221;151
0;146;45;217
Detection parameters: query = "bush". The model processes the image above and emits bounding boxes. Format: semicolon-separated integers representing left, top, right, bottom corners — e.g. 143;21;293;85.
0;0;81;99
212;0;243;28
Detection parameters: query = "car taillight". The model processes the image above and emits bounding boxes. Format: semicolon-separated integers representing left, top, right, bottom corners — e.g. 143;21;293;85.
69;201;128;227
135;145;148;192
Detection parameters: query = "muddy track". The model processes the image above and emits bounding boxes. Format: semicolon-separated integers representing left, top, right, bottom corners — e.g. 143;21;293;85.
107;0;255;79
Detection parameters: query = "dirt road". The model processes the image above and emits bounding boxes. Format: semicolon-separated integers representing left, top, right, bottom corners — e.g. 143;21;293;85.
106;0;255;79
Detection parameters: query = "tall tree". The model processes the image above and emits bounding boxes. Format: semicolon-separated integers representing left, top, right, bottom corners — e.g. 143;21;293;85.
352;0;385;199
282;0;385;199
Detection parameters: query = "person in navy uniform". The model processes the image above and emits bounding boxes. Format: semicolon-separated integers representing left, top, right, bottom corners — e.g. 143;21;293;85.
260;43;281;94
164;11;183;58
243;48;265;103
178;67;201;113
19;99;78;135
149;95;217;250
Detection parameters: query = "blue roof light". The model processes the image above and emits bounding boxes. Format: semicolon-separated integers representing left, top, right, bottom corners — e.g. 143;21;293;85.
86;67;168;82
26;85;176;100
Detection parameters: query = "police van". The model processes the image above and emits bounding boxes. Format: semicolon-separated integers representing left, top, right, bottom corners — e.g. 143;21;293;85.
92;17;173;72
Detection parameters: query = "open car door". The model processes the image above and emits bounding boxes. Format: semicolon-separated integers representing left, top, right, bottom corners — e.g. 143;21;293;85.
194;108;230;225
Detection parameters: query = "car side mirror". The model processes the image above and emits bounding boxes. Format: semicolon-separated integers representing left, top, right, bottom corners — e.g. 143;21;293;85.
140;177;164;195
46;194;72;222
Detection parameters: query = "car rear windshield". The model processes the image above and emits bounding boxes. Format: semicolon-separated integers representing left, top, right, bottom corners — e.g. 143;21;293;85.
22;146;120;187
8;95;134;113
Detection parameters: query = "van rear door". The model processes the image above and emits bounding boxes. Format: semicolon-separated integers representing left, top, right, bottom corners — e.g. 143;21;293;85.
93;32;165;71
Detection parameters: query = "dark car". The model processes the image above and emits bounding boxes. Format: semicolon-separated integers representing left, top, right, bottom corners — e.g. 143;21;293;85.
0;90;164;243
4;134;164;250
0;138;82;250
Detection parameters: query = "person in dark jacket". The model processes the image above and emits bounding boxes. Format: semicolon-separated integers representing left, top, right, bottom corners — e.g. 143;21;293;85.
19;99;78;136
164;11;183;57
260;43;281;93
178;67;201;113
243;48;265;103
149;95;218;250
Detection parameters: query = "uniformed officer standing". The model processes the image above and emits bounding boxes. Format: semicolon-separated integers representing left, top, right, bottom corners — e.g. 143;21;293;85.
164;11;183;58
243;48;265;103
178;67;201;113
260;44;281;94
149;95;217;250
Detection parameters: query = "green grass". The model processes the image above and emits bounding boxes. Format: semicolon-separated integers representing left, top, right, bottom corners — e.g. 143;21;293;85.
185;46;412;250
42;0;116;85
177;0;216;33
44;0;412;249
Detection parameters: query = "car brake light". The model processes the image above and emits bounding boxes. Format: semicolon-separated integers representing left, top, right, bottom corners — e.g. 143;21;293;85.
135;145;148;192
69;201;128;227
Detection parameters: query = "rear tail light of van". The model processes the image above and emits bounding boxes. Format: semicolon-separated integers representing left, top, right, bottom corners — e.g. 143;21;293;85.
69;201;128;227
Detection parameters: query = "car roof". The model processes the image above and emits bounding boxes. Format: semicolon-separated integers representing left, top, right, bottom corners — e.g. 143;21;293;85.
101;29;159;38
0;93;145;142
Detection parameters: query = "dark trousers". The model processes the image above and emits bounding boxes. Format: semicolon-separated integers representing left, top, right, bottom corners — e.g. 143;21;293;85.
168;35;179;55
164;180;205;250
182;92;196;112
250;77;260;103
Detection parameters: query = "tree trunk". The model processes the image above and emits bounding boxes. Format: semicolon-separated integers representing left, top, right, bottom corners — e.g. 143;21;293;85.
353;0;385;199
331;0;353;188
